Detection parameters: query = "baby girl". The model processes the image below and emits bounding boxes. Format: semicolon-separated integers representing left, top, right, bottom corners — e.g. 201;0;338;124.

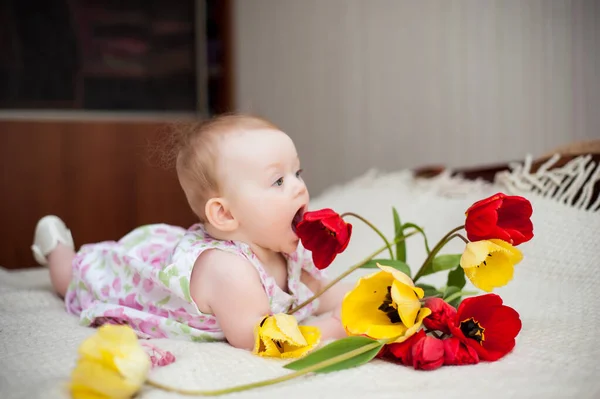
31;114;349;350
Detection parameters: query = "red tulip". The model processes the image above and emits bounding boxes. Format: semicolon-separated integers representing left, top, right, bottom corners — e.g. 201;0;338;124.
411;335;445;370
382;329;426;365
295;208;352;270
448;294;522;361
423;298;456;335
465;193;533;246
443;337;479;365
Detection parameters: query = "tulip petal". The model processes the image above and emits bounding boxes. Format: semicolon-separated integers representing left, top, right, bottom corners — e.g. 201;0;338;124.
71;358;140;399
280;326;321;358
253;318;265;354
460;241;494;269
461;240;522;292
453;294;522;361
322;216;352;248
465;193;534;245
463;257;513;292
70;386;113;399
311;240;338;270
472;307;521;361
465;193;505;215
393;308;432;343
342;271;409;339
343;266;433;344
261;317;296;345
489;239;524;264
272;313;308;346
71;325;150;399
253;314;320;358
390;280;421;328
296;209;352;270
386;329;426;364
456;293;503;325
378;264;415;287
302;208;339;221
295;222;323;251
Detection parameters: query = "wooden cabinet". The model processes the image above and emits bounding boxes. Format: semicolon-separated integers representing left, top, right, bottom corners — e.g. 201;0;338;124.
0;118;201;269
0;0;232;268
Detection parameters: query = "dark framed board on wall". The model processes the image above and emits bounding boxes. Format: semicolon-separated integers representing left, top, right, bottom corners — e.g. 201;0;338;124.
0;0;232;115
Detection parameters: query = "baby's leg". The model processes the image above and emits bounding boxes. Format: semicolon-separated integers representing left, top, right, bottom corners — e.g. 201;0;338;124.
31;215;76;297
47;243;75;297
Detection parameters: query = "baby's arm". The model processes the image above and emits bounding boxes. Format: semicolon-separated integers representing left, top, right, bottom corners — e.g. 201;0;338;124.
190;250;272;350
300;271;354;340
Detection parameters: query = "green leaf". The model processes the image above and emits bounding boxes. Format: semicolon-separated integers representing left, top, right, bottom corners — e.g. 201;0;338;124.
447;266;466;290
284;336;383;374
415;283;441;297
443;288;478;308
432;254;462;273
443;285;461;300
447;296;462;308
392;207;406;262
416;254;461;278
400;223;431;254
360;258;411;277
443;286;462;308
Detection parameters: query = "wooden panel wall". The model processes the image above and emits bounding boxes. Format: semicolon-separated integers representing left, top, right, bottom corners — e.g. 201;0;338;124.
0;119;198;269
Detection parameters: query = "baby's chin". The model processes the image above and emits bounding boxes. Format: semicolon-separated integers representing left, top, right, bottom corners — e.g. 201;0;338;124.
276;236;300;256
281;240;300;255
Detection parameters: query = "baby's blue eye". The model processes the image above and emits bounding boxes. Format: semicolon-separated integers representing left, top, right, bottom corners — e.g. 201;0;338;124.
296;169;303;178
274;177;284;186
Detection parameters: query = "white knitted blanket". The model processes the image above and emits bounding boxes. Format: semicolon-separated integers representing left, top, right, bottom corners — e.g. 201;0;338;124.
1;164;599;399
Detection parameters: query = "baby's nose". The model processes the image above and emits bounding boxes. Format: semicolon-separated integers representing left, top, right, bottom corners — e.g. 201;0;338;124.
294;180;308;196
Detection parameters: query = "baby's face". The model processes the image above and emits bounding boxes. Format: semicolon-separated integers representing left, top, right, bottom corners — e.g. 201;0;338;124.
218;129;309;254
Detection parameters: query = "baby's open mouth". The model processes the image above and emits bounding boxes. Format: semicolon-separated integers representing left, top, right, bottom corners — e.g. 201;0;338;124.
292;206;306;233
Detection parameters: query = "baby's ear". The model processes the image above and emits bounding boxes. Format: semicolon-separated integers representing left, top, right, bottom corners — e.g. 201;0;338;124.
205;197;238;232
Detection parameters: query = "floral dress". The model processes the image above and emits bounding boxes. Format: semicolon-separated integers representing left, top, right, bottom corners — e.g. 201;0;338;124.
64;223;324;341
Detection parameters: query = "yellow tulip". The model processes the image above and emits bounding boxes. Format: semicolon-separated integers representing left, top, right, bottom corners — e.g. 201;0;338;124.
341;265;431;343
253;313;321;358
70;325;151;399
460;239;523;292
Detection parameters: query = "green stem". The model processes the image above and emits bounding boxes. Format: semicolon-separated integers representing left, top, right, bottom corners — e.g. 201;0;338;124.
453;233;469;244
413;225;465;282
400;223;431;254
146;340;385;396
287;231;418;315
341;212;394;260
444;290;478;304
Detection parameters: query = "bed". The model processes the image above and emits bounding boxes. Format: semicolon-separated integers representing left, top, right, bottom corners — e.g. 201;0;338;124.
1;150;599;399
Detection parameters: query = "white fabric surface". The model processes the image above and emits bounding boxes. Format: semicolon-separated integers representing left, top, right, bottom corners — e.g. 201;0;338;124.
1;169;599;399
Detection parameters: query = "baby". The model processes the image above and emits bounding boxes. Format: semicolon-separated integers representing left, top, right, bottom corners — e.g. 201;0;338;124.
31;114;349;350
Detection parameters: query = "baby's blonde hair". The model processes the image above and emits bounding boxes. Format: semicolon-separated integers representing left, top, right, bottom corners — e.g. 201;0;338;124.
172;114;280;222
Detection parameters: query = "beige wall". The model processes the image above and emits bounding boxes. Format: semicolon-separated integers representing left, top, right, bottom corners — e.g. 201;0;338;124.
234;0;600;195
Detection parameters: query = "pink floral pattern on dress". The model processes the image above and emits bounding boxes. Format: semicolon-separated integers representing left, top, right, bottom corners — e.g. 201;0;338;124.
64;223;325;342
141;342;176;368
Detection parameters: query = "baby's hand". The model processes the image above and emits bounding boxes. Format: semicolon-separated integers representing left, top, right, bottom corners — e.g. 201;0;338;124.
301;270;353;316
307;313;347;342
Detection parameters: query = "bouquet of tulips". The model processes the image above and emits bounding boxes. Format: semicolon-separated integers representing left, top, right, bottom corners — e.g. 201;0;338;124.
69;193;533;397
267;193;532;370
